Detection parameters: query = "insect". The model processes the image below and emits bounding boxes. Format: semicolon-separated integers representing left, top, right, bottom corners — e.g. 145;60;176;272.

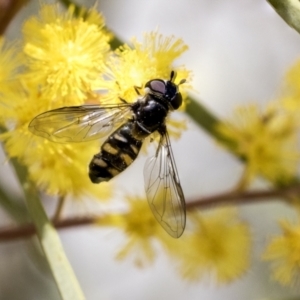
29;71;186;238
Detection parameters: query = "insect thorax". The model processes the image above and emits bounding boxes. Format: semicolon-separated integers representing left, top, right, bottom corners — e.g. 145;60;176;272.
133;95;169;135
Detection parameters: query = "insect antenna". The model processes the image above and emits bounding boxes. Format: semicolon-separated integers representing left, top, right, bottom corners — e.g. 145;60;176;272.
170;70;186;85
178;78;186;85
170;70;176;82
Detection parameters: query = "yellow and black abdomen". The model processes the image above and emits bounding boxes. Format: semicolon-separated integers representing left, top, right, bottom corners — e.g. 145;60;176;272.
89;120;143;183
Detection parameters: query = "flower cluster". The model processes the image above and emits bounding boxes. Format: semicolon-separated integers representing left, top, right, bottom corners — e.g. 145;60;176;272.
217;103;299;187
98;195;176;266
216;57;300;287
3;1;300;289
0;3;190;199
257;58;300;287
98;32;191;105
263;218;300;286
0;38;22;122
99;195;252;283
173;209;251;283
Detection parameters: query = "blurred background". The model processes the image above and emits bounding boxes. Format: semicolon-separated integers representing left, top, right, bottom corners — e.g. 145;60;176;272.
1;0;300;299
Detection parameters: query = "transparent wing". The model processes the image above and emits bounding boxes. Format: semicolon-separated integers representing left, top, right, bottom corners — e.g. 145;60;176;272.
29;104;132;143
144;129;186;238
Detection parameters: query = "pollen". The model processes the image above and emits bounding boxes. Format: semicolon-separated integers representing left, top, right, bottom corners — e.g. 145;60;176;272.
172;209;251;284
98;31;192;106
0;38;23;117
263;219;300;287
22;3;111;105
97;195;176;266
217;104;299;186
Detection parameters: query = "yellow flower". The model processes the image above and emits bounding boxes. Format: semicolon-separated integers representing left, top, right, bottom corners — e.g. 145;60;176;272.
172;209;251;283
262;219;300;287
97;31;191;146
0;4;191;202
0;4;112;199
0;86;111;199
0;38;23;119
22;3;111;105
285;59;300;98
217;104;299;186
98;195;176;266
99;31;191;105
281;60;300;125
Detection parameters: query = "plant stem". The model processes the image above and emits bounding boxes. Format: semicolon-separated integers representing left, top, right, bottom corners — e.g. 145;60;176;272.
186;186;297;209
1;185;298;242
267;0;300;34
53;195;67;222
11;158;86;300
0;0;30;35
0;216;94;241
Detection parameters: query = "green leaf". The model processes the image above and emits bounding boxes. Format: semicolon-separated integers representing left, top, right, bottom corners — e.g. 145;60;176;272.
267;0;300;34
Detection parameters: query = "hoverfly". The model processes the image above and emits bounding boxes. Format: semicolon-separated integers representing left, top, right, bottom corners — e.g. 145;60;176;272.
29;71;186;238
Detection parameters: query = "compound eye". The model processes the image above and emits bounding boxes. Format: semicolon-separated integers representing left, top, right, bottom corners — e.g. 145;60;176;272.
145;79;166;94
170;93;182;110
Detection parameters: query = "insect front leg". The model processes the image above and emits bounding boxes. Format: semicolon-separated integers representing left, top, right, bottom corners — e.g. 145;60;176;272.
118;97;128;104
134;85;143;96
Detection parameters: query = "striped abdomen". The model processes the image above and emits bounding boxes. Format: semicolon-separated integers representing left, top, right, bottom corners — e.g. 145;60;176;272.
89;121;143;183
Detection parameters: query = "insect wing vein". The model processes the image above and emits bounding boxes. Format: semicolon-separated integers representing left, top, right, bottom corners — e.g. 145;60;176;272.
144;131;186;238
29;104;132;143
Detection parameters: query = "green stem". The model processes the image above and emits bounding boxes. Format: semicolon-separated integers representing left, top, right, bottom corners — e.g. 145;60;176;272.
0;128;30;222
59;0;82;16
53;195;67;222
185;96;236;146
0;182;29;222
267;0;300;34
11;158;85;300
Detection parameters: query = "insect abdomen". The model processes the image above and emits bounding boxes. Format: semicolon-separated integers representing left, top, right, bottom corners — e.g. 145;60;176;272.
89;121;143;183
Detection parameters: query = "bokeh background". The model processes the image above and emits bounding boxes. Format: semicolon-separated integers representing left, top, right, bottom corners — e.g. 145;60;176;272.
1;0;300;299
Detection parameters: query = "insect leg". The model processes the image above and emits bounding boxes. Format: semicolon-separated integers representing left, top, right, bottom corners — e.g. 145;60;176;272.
134;85;143;96
118;97;128;104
